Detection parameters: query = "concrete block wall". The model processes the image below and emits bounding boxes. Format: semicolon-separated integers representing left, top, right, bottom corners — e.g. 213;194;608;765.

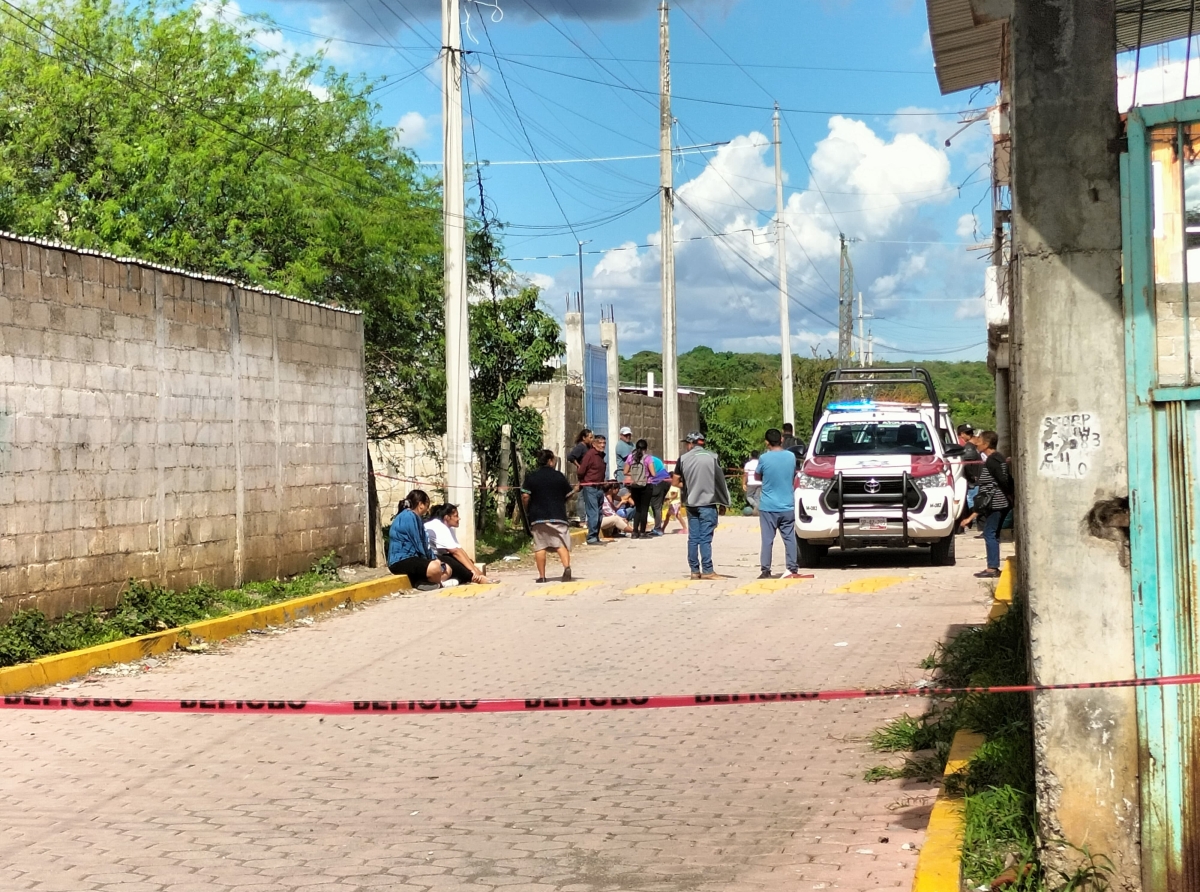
521;381;701;469
0;233;368;620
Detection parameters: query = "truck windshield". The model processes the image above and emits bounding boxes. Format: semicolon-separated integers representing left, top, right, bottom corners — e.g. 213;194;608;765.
813;421;935;456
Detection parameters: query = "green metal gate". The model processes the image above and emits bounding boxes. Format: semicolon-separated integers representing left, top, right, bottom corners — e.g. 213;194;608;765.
1123;101;1200;890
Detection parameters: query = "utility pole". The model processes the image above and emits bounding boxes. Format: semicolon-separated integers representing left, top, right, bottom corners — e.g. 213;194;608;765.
838;234;855;367
773;103;794;428
857;290;863;366
867;328;874;367
659;0;679;458
442;0;475;555
577;240;590;343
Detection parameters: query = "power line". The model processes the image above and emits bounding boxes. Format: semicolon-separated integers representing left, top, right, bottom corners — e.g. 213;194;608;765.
493;56;976;118
414;142;733;166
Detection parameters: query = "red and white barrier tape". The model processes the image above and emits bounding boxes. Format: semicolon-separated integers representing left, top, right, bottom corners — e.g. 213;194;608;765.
4;673;1197;715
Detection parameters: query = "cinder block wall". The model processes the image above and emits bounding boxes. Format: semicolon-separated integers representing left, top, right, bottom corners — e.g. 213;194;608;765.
0;234;368;620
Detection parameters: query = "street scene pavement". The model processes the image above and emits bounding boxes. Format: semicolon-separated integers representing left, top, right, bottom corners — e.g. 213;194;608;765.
1;517;1002;892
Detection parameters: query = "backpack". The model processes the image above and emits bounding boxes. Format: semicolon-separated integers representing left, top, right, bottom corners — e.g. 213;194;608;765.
625;455;649;486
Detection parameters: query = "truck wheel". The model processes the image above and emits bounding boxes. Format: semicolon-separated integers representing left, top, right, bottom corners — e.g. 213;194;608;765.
797;539;827;569
930;533;956;567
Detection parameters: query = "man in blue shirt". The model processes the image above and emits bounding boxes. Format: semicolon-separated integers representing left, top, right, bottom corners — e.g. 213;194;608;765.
756;428;802;579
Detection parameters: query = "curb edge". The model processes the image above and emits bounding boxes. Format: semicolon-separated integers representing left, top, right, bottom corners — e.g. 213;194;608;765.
0;573;412;696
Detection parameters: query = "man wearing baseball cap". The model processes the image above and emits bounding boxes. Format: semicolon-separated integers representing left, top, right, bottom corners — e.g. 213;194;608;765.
671;431;731;579
615;426;635;465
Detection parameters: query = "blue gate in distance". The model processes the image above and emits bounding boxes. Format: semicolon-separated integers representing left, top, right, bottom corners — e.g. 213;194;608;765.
584;344;608;439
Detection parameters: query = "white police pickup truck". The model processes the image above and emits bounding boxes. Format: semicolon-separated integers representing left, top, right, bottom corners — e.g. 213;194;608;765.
793;368;967;568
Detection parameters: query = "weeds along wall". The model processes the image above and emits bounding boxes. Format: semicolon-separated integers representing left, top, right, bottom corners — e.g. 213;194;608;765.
0;234;369;621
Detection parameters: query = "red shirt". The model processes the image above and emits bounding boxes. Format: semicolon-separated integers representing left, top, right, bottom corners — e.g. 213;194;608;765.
577;447;607;485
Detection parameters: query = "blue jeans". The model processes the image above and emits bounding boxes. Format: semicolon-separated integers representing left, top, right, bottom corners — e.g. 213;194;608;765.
983;509;1006;569
581;485;603;542
686;505;719;574
759;510;797;573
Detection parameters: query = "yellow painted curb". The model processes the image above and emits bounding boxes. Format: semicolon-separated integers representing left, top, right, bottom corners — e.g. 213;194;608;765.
0;573;411;696
994;556;1015;603
911;729;985;892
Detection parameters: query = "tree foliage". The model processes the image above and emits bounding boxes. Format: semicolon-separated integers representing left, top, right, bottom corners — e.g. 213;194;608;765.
622;347;994;467
0;0;563;512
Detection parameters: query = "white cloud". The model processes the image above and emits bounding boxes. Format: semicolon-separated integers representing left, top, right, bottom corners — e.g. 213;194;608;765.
955;296;986;320
544;117;964;355
394;111;433;148
956;213;979;240
1118;56;1200;110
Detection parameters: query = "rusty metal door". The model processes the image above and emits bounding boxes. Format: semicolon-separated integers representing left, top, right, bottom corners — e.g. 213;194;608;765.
1124;102;1200;890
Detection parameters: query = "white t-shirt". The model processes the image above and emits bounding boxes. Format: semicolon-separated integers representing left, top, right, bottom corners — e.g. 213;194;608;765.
424;518;458;553
743;458;761;490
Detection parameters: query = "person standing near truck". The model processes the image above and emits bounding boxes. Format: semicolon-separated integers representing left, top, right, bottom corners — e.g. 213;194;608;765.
671;432;730;579
756;429;801;579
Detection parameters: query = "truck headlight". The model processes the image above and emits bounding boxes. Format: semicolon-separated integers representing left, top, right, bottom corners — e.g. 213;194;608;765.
797;474;833;492
912;472;948;491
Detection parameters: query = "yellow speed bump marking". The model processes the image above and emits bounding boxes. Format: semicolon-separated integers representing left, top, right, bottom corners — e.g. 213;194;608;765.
623;580;695;595
730;577;812;595
831;575;909;594
527;580;602;597
438;584;501;597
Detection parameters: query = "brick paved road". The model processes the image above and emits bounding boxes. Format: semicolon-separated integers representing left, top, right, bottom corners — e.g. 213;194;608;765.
1;517;1002;892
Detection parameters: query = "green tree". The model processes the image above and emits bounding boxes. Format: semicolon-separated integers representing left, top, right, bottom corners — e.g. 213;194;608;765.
469;287;562;522
0;0;458;436
0;0;564;530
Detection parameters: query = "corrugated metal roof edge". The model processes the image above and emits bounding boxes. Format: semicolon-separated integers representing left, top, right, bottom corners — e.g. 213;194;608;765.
0;228;362;316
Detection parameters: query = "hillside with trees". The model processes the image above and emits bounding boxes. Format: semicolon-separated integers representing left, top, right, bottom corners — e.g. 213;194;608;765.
621;347;994;465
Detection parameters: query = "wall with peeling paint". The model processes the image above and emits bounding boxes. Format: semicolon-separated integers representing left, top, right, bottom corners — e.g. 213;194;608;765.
1009;1;1140;886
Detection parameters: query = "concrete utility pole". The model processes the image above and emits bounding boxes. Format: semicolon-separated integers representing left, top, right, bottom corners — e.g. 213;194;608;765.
442;0;475;555
600;307;621;479
658;0;680;458
837;234;855;366
773;103;794;428
857;290;864;366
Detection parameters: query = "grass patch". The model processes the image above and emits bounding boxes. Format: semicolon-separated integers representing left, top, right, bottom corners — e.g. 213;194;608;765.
0;554;342;668
863;601;1113;891
475;525;532;565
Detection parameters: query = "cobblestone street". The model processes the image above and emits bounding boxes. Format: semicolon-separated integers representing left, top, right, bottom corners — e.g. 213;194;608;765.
1;516;1001;891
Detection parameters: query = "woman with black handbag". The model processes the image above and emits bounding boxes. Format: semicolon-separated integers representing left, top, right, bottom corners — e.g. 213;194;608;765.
962;430;1012;579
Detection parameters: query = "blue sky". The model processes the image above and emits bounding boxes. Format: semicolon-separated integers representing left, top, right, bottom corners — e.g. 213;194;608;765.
204;0;997;362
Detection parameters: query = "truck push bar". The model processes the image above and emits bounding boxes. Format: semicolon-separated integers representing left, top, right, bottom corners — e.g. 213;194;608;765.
810;367;949;442
830;471;917;551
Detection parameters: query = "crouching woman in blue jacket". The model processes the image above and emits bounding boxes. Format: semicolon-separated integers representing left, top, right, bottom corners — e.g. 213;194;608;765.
387;489;447;589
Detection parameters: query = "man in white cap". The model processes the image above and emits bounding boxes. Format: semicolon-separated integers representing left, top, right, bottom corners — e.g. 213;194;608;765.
615;426;635;465
671;431;730;579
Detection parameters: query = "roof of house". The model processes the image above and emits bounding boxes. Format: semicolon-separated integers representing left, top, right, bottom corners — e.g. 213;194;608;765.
927;0;1199;96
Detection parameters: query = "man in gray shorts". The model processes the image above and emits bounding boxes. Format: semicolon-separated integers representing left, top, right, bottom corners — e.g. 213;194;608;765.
521;449;579;583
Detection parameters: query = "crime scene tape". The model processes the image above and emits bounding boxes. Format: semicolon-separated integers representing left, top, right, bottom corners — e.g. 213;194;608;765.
5;673;1200;715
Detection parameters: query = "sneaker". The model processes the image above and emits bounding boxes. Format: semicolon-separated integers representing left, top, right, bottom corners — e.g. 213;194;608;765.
416;583;440;592
651;530;664;537
758;570;776;579
782;572;812;579
974;569;1001;578
441;579;459;589
561;567;573;582
535;577;549;584
586;538;604;546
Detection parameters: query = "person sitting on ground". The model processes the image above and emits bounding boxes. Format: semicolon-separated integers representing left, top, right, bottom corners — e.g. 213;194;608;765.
521;449;579;583
600;482;631;538
425;504;492;585
615;487;636;521
387;489;449;590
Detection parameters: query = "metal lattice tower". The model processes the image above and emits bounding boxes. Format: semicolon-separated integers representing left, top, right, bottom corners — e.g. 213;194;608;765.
838;233;855;366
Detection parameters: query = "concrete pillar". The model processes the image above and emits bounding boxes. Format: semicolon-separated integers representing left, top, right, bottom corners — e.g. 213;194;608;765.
1009;0;1139;883
600;316;621;479
994;366;1011;456
564;310;584;384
